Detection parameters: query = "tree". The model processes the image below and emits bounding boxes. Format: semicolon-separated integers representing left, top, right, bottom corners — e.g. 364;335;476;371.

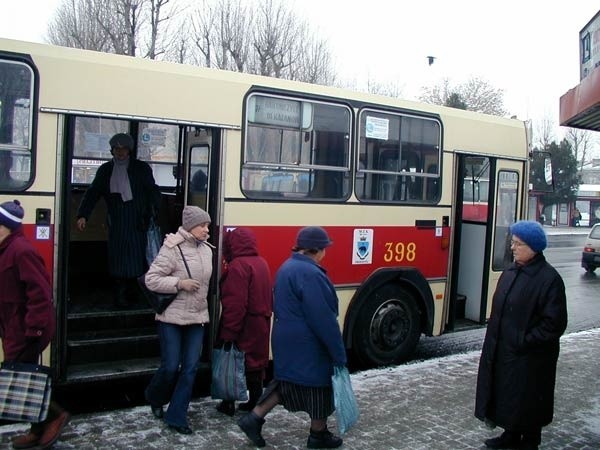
445;92;467;110
419;76;506;116
565;127;595;171
530;139;580;208
189;0;335;84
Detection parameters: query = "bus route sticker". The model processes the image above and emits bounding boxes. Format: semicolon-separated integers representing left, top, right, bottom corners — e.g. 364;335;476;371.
353;229;373;265
36;226;50;240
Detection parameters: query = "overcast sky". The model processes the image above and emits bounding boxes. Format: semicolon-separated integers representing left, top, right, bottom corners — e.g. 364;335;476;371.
1;0;598;151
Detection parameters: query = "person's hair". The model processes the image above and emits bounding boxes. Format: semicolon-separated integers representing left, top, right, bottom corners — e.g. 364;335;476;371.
292;246;320;254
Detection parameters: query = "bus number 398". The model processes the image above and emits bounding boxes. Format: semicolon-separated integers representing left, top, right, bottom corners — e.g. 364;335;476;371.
383;242;417;262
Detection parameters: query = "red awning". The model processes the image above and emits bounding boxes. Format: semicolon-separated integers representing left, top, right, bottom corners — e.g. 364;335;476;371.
559;66;600;131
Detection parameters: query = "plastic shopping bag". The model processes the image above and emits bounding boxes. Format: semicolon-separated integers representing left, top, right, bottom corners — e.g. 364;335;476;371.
332;365;359;434
146;217;162;266
211;343;248;401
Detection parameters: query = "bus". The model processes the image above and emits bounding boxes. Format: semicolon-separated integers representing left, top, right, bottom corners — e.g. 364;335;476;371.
0;38;530;385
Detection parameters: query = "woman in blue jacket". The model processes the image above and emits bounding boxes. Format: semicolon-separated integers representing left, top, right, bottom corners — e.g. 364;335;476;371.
238;226;346;449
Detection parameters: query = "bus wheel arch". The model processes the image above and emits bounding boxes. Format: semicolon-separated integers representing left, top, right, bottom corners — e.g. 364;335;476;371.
345;268;434;368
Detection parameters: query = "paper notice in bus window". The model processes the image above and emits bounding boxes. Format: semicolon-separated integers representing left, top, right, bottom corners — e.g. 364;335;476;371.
353;229;373;265
365;116;389;140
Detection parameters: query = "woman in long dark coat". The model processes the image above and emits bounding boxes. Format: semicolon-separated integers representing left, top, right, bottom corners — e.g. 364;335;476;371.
76;133;160;307
215;227;273;416
475;220;567;450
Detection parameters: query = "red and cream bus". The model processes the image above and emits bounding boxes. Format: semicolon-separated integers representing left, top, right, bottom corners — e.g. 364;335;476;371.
0;38;530;384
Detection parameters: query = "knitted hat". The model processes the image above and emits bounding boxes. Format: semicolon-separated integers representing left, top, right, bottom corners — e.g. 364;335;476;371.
109;133;134;150
0;199;24;230
296;226;332;249
510;220;547;253
182;206;211;231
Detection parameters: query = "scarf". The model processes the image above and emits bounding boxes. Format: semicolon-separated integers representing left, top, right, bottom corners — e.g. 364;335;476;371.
109;157;133;202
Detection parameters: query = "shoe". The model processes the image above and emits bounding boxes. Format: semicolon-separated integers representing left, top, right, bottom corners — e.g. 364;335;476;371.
519;444;538;450
168;425;193;435
307;428;343;449
237;401;254;412
484;431;521;449
11;431;41;449
237;412;266;447
151;405;164;419
216;400;235;417
37;411;71;449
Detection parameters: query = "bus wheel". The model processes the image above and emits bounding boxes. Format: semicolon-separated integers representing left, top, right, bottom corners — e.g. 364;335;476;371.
352;284;421;367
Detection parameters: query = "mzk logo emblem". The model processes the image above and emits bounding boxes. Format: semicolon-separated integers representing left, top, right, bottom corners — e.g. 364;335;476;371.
352;229;373;265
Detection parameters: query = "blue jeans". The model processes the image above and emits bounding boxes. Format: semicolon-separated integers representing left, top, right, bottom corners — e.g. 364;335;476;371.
145;322;205;428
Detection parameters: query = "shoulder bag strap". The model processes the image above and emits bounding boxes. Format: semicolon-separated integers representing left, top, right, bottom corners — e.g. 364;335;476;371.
177;244;192;278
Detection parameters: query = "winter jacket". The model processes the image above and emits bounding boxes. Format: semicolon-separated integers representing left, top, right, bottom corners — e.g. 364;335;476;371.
272;252;347;387
217;228;272;372
0;229;56;361
475;253;567;430
77;158;161;278
145;227;213;325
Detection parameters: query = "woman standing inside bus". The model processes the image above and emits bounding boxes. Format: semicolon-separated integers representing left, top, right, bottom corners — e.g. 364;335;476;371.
76;133;161;308
475;220;568;450
143;206;214;435
238;226;346;449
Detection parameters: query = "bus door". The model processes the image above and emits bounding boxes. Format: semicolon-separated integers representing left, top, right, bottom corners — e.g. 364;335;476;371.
61;118;225;383
182;126;222;348
448;154;523;330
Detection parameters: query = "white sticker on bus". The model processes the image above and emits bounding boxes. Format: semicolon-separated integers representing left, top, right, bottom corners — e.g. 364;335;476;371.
36;226;50;240
353;228;373;265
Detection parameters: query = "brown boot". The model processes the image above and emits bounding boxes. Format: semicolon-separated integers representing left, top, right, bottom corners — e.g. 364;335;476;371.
38;410;71;449
11;430;41;450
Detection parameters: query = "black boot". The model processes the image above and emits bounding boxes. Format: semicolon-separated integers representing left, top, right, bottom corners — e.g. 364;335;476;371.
216;400;235;417
113;278;128;308
239;377;263;412
520;428;541;450
237;412;266;447
307;428;343;449
484;430;521;449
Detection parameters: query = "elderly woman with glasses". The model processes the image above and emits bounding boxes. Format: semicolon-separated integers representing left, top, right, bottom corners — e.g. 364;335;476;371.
475;220;568;450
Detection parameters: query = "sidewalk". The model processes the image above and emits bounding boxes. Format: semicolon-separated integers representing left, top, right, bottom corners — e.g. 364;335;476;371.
1;329;599;449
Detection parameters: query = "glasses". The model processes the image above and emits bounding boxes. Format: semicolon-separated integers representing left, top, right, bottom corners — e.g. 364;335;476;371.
510;239;527;248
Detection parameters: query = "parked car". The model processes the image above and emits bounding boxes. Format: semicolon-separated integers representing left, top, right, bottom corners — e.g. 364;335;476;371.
579;212;590;227
581;224;600;273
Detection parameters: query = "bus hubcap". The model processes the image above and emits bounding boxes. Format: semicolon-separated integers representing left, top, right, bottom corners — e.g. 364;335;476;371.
370;302;409;350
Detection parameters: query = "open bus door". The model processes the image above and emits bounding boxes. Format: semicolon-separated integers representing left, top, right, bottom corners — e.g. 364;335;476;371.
448;154;524;331
59;119;223;384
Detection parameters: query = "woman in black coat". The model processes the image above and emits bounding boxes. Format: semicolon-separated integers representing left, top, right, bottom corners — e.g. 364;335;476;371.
475;220;567;450
76;133;161;307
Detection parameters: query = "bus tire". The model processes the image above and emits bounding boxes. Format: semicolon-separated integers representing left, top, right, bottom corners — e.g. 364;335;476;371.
352;284;421;367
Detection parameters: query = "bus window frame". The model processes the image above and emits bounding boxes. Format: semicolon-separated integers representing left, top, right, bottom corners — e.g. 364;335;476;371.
241;92;352;202
355;108;442;204
0;54;38;192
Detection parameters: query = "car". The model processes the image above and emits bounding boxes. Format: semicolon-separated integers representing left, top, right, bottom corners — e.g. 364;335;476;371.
581;224;600;273
579;212;590;227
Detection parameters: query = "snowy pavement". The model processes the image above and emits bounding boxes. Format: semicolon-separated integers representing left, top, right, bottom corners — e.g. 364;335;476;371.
1;328;599;449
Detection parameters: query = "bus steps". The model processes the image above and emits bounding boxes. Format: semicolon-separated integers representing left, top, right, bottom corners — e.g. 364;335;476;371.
65;306;160;374
64;357;160;383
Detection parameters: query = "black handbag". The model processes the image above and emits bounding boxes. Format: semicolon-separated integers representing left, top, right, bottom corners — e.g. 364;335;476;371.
137;245;191;314
0;361;52;423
